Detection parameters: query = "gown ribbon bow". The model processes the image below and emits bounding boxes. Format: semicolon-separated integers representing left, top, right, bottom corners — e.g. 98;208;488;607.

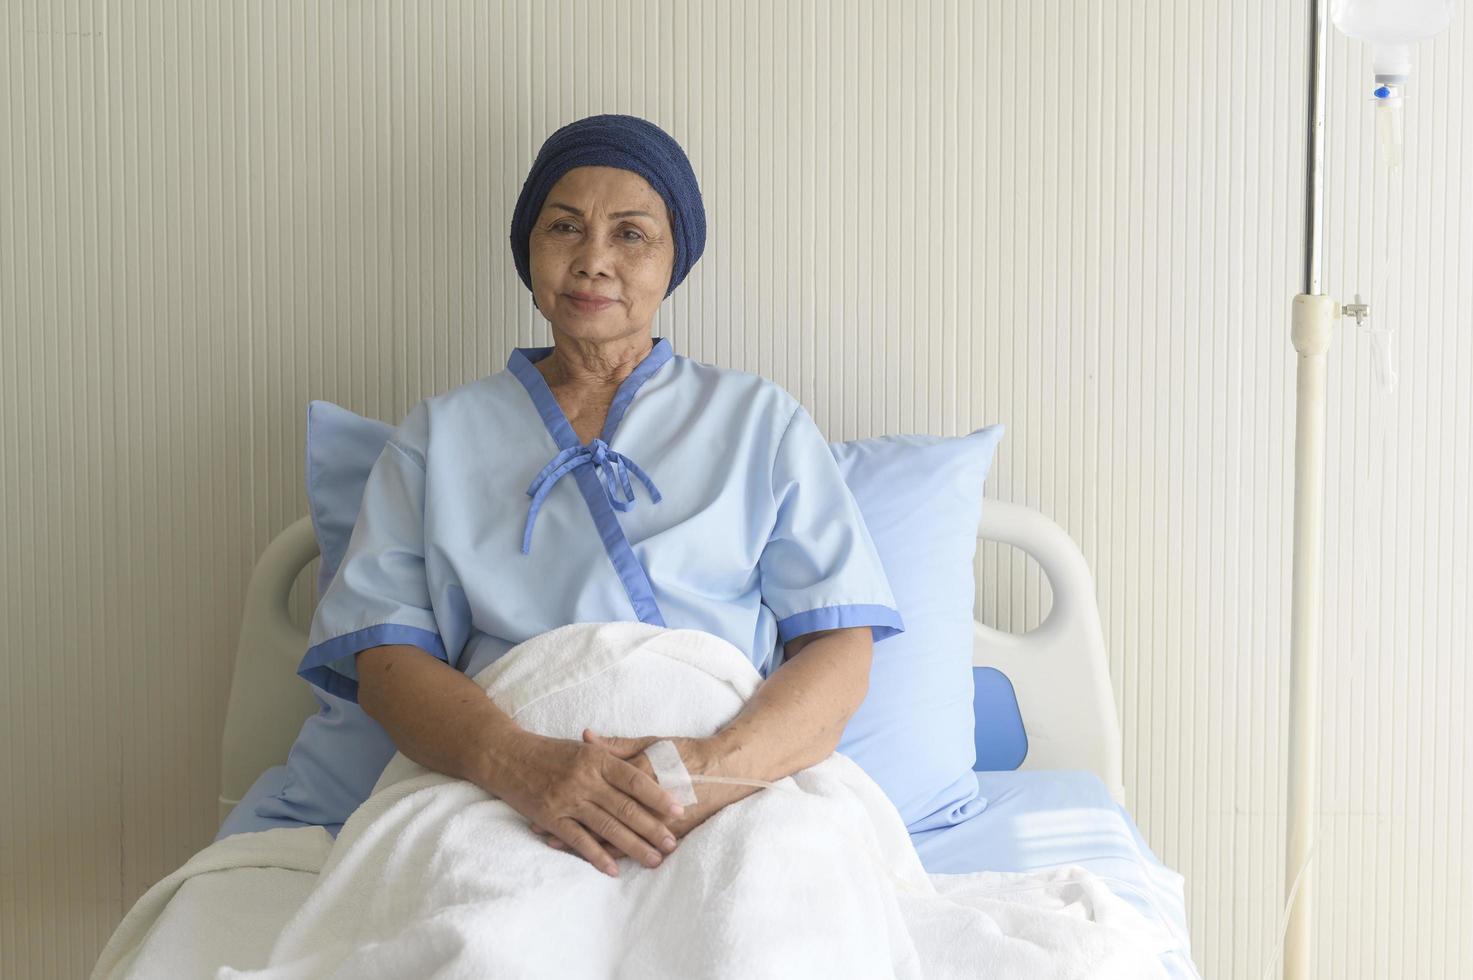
521;437;662;555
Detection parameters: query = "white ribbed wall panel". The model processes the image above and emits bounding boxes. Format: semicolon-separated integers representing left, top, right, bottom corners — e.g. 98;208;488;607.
2;3;1469;978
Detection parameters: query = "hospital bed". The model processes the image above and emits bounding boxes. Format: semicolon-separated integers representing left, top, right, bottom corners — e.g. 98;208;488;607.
98;501;1199;978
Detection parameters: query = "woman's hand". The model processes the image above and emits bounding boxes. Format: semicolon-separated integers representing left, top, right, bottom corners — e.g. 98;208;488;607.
492;729;686;878
531;730;760;857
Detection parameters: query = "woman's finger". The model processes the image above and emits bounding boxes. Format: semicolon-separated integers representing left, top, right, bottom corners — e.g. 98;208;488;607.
602;753;685;821
578;801;667;870
551;816;621;878
595;784;679;855
582;729;653;759
538;810;636;862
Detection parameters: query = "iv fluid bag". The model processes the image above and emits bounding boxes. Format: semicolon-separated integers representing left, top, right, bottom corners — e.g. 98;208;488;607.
1332;0;1455;79
1331;0;1453;42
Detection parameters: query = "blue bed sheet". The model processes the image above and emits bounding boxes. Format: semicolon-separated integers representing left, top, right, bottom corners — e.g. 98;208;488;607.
910;769;1200;980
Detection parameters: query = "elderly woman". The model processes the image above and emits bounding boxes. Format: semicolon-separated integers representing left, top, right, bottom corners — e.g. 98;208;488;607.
298;114;903;880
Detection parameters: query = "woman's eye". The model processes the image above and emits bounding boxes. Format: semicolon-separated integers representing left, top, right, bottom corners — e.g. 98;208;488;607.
547;221;643;241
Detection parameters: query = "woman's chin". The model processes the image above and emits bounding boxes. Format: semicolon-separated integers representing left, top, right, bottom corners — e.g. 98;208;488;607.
547;317;643;346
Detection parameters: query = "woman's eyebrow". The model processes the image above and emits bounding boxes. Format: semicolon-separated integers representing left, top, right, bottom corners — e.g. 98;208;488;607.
548;202;654;219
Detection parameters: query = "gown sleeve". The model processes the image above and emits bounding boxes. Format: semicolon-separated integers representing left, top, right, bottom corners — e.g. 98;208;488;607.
758;404;905;647
296;404;448;702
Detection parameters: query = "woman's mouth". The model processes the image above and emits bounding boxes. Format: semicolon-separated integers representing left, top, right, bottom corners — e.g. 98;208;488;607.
565;293;616;313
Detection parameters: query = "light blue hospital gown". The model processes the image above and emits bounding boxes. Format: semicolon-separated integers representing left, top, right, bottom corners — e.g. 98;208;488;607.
299;336;904;700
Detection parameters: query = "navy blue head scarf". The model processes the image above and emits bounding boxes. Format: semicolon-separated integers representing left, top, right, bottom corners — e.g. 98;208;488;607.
509;114;707;301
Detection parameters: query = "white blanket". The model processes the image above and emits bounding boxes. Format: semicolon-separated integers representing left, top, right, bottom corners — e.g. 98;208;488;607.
100;622;1174;979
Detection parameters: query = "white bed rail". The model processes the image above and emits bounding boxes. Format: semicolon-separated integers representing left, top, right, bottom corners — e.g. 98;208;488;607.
973;501;1124;803
218;517;319;822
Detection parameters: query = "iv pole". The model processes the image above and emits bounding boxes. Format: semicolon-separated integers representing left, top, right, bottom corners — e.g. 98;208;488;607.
1284;0;1444;970
1283;0;1334;977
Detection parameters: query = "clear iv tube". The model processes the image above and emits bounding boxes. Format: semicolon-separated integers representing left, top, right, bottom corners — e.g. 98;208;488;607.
686;775;790;791
1261;817;1328;980
1367;88;1403;394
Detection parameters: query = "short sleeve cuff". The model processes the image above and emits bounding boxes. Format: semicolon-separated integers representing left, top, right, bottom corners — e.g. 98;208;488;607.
297;624;449;703
775;603;905;645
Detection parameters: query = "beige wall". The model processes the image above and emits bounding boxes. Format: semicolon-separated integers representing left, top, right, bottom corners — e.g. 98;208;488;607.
2;2;1469;977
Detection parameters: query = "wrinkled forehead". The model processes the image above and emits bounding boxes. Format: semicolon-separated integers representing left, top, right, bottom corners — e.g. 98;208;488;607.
539;166;669;224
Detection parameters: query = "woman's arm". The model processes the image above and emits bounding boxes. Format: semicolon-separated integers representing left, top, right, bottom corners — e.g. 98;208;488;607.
356;644;522;787
707;625;873;781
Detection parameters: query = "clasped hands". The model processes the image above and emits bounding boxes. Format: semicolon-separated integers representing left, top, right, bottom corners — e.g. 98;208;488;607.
512;729;756;878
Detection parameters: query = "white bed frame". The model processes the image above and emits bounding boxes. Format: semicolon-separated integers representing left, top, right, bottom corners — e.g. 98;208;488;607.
219;500;1125;824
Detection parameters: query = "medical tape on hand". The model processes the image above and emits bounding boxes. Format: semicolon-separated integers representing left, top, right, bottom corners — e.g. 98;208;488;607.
643;739;699;806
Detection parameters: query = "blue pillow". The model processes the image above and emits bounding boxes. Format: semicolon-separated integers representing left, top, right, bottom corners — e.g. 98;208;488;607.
304;401;393;596
830;426;1005;831
253;402;400;828
261;401;1003;833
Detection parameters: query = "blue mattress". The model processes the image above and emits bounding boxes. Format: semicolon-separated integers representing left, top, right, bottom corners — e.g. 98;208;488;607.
911;769;1200;980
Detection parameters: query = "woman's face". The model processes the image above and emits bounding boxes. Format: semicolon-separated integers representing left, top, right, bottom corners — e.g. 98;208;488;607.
529;166;676;343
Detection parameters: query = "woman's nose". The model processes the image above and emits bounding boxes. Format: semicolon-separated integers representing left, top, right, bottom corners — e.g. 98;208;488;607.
572;231;616;277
